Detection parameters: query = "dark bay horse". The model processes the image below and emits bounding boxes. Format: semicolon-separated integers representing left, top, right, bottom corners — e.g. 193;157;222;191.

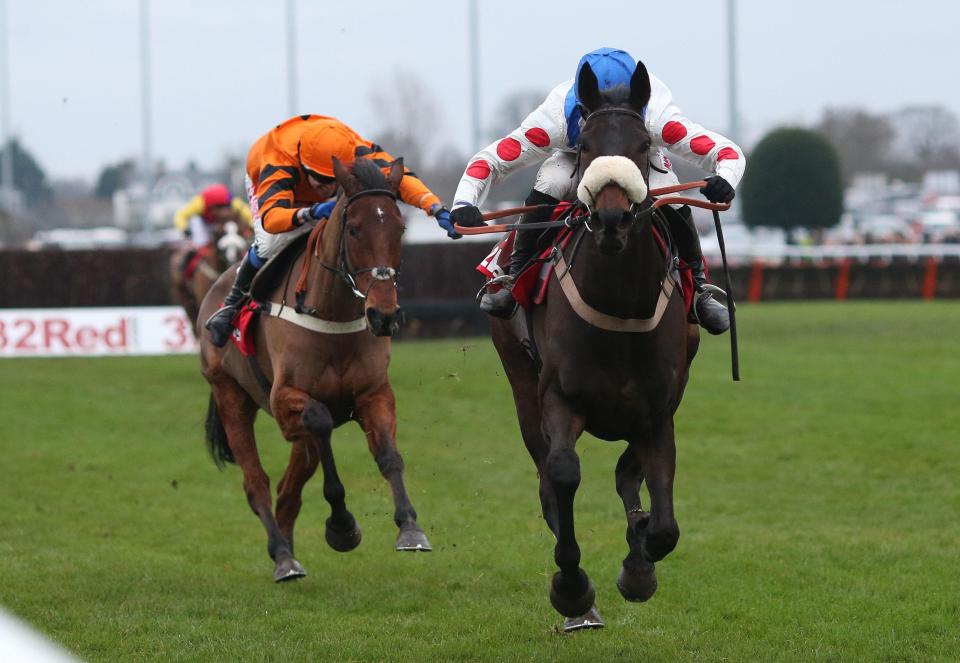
171;221;249;327
198;157;431;583
489;61;700;628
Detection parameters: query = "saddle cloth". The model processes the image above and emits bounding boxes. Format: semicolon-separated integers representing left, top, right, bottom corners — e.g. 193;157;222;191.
183;245;213;280
230;301;262;356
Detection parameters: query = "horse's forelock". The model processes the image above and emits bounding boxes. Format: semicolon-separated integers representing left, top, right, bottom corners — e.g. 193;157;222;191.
596;84;631;107
351;157;389;191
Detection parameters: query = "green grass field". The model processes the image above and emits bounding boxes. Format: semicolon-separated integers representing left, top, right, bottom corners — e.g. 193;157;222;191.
2;302;959;662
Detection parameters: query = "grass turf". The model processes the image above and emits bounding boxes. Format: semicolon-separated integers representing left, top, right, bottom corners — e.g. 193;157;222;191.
1;301;958;662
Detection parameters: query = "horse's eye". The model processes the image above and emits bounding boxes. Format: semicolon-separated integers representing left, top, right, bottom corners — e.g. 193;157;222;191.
347;225;359;238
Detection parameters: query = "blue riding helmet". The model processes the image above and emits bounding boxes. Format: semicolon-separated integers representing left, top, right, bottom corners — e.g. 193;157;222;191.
564;47;638;146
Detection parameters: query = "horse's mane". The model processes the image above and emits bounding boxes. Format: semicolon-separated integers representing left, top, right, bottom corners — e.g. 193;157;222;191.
351;157;390;190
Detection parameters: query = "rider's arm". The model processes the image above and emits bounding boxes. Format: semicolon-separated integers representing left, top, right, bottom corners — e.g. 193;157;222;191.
230;198;254;228
646;75;746;188
173;195;205;231
361;143;442;214
451;81;571;210
256;161;302;233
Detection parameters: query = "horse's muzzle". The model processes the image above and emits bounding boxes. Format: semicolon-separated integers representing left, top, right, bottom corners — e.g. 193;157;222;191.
593;209;633;256
366;307;401;337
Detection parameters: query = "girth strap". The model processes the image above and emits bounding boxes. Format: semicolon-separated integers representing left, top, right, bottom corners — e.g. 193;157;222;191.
552;253;676;333
262;301;367;334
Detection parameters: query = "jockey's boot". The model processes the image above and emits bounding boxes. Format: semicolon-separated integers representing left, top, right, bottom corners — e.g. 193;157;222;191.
205;252;260;347
479;190;557;319
666;205;730;335
689;257;730;335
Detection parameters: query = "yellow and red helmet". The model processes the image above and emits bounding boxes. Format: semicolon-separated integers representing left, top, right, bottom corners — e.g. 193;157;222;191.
201;183;232;208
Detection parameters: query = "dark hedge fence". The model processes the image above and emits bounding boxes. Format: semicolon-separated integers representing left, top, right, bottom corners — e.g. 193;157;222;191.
2;246;957;337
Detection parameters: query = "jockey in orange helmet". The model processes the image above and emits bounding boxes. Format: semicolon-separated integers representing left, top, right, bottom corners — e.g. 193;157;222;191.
173;183;253;247
205;115;458;347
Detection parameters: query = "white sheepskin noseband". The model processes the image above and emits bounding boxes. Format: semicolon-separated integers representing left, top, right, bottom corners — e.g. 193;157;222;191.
577;156;648;208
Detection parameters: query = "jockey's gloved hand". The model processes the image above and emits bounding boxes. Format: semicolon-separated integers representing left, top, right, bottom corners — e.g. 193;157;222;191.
451;205;486;228
433;207;461;240
309;200;337;220
701;176;735;204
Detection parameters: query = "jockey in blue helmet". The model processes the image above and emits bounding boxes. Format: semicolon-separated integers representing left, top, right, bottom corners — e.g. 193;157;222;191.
450;47;745;335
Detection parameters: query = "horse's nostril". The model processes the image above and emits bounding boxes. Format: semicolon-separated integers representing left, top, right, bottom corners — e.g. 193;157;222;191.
366;308;399;337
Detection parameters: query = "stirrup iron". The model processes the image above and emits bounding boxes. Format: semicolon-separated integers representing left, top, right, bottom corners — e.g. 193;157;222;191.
476;274;514;304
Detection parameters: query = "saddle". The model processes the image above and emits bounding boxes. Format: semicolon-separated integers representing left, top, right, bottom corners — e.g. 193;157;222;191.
248;223;318;302
476;208;696;318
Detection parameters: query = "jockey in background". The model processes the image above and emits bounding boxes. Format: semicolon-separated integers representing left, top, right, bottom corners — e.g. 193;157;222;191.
173;183;253;247
205;114;459;347
449;47;746;335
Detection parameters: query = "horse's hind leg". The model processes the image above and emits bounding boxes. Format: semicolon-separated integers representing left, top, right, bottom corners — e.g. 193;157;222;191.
210;378;302;582
273;390;362;554
618;422;680;602
355;385;431;552
615;442;657;602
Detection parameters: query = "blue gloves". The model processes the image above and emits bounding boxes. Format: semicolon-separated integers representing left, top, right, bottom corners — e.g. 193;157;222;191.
434;207;461;239
310;200;337;220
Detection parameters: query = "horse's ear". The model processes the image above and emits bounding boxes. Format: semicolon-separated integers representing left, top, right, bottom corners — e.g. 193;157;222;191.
629;61;651;113
577;62;603;114
387;157;404;193
331;156;359;195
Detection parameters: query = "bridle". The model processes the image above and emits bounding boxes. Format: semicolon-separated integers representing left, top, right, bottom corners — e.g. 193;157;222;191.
320;188;401;301
576;105;658;232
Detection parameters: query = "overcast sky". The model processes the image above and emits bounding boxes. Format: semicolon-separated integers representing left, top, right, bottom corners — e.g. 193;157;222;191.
7;0;959;181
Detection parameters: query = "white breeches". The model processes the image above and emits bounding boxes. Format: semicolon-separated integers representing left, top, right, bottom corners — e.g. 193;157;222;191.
532;149;680;202
188;216;211;246
246;173;299;261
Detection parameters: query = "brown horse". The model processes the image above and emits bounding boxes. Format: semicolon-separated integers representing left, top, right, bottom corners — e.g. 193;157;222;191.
198;157;430;583
489;61;699;628
170;222;249;327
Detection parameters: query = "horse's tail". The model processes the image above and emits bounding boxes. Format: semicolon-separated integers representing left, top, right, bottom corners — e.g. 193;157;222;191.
205;393;235;468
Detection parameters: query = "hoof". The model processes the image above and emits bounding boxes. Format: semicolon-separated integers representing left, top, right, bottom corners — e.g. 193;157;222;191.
562;606;605;633
395;526;432;552
617;562;658;602
273;557;306;583
550;570;596;618
325;518;362;553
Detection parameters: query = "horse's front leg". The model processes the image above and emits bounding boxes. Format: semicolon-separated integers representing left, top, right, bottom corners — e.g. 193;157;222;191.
539;385;594;618
618;419;679;602
355;385;431;552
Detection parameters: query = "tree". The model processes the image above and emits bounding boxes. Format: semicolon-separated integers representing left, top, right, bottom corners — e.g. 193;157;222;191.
368;71;444;168
814;107;894;183
0;138;53;204
94;159;136;199
739;128;844;233
487;88;548;143
890;105;960;172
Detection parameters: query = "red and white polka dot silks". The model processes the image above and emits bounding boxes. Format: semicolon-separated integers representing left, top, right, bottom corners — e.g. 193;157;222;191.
453;73;745;210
